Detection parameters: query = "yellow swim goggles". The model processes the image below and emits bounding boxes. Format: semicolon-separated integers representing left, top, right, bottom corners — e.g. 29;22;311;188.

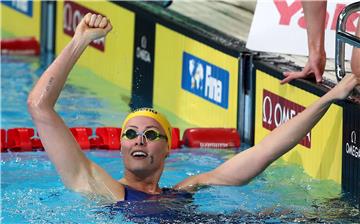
122;128;168;143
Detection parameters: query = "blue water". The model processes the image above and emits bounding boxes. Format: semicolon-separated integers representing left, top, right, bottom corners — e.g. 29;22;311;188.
2;150;359;223
1;55;127;129
1;55;359;223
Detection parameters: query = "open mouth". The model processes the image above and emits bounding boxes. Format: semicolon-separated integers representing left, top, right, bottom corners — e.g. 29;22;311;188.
131;150;148;158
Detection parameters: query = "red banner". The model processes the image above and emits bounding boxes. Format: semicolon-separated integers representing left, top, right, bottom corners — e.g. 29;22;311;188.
262;89;311;148
63;1;105;51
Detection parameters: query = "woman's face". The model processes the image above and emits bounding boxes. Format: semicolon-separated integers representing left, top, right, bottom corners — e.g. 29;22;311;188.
121;116;169;175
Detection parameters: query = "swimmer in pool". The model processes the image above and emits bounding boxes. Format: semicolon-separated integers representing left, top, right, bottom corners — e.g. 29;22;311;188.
28;13;360;203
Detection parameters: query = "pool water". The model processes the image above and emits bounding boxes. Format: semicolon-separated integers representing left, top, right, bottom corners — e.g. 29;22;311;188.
1;54;131;129
1;56;359;223
2;150;359;223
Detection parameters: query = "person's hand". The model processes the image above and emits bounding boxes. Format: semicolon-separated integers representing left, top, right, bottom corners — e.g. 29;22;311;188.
327;73;360;101
74;13;112;43
281;52;326;84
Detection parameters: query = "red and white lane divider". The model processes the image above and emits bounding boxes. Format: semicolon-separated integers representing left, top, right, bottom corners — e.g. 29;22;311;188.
0;127;240;152
1;37;40;56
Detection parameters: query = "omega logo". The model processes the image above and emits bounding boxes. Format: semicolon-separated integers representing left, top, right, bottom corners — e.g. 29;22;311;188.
351;130;356;144
262;89;310;148
346;130;359;159
136;35;151;63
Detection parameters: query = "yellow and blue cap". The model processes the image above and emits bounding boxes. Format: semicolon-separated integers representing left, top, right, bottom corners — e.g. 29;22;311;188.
121;108;172;149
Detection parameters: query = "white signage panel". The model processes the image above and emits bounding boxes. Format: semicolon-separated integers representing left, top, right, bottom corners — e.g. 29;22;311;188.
247;0;359;60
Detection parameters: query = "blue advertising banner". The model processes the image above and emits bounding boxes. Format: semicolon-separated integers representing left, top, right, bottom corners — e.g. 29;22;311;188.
2;0;33;17
181;52;229;109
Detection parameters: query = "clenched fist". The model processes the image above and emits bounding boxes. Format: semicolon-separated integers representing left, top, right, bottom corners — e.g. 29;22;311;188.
74;13;112;43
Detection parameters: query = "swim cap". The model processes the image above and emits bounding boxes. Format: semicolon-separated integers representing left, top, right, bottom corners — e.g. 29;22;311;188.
121;108;172;149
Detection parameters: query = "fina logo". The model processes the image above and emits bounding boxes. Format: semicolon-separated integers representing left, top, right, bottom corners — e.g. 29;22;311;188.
181;52;229;108
189;59;204;91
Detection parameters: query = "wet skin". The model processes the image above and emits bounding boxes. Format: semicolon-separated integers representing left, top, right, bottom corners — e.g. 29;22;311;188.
121;116;169;190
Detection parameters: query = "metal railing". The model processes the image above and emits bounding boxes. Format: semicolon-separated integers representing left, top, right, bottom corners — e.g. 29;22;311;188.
335;1;360;82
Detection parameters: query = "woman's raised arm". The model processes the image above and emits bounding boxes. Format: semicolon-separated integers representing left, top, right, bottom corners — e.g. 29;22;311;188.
27;14;115;193
176;74;360;190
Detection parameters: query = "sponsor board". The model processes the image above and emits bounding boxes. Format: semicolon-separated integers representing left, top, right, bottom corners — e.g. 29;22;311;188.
2;0;33;17
153;24;238;128
181;52;229;109
56;1;135;91
1;0;40;40
262;89;310;148
342;102;360;202
247;0;359;59
63;1;105;51
130;14;156;109
254;69;343;183
153;24;239;128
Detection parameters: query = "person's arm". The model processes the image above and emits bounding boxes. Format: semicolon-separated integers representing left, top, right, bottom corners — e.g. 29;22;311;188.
281;1;327;84
27;14;123;200
175;74;360;191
